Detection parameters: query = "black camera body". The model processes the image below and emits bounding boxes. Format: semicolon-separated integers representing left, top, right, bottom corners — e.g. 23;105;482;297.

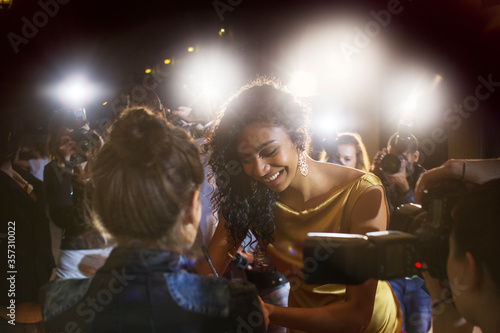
379;119;414;175
230;252;250;270
303;182;466;285
304;231;419;285
67;128;101;168
380;153;407;174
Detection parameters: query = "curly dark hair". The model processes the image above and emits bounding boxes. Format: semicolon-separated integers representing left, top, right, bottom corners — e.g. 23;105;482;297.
205;77;311;250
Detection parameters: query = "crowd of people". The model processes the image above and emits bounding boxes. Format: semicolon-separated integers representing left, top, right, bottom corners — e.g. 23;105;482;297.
1;77;499;333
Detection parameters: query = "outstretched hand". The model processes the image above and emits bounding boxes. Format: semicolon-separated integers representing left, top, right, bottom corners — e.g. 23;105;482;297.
415;160;461;204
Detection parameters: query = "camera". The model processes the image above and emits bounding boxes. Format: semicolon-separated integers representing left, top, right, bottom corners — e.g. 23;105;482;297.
379;119;414;175
57;107;102;168
67;128;102;168
303;182;466;285
380;153;406;174
230;252;250;270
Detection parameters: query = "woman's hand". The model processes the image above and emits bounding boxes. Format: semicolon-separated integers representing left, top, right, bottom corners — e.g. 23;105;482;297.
258;297;270;331
415;160;462;204
370;148;387;176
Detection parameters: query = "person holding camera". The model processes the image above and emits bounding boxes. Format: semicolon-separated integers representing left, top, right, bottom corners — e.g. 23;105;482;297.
371;132;426;214
371;132;432;333
40;108;268;332
414;160;500;333
43;110;113;279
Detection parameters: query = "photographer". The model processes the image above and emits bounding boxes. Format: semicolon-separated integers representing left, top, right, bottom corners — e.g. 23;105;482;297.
43;109;113;279
371;132;431;333
371;132;425;214
415;164;500;333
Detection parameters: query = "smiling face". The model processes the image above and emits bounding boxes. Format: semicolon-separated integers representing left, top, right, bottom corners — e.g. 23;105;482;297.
237;123;299;192
337;143;357;169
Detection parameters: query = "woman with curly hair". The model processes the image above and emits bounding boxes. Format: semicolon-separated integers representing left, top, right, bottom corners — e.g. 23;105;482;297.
199;77;403;332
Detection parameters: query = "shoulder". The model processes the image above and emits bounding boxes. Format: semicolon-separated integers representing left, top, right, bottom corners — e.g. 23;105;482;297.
314;161;368;189
359;172;383;187
43;160;57;174
342;172;386;212
41;278;93;322
320;162;383;189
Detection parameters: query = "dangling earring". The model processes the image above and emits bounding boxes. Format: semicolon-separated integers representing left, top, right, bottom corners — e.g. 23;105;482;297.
298;151;309;177
253;242;269;270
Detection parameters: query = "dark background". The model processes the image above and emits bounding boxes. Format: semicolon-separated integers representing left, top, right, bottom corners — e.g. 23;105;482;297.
1;0;499;168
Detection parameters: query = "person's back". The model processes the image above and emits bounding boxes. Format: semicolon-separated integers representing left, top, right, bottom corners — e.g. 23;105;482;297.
40;108;267;333
41;247;262;333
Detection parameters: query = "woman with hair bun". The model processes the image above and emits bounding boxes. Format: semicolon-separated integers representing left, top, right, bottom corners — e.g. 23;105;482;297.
41;108;268;333
198;77;402;332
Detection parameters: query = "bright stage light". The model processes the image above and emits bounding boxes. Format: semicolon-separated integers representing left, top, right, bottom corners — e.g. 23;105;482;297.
55;75;95;108
176;46;244;112
315;111;339;135
289;71;318;97
279;14;386;99
384;68;445;130
311;106;348;142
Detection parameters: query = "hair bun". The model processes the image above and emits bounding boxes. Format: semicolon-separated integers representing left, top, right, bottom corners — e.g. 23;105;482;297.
110;108;173;167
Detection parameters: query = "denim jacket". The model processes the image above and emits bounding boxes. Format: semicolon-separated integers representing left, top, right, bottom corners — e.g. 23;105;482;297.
40;247;266;333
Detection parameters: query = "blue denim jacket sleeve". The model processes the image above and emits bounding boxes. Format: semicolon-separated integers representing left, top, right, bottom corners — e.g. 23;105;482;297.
165;272;266;333
165;271;232;317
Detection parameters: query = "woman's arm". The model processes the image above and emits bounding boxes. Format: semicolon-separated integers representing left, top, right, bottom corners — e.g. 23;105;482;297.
266;185;388;333
415;158;500;203
266;279;377;333
195;215;241;276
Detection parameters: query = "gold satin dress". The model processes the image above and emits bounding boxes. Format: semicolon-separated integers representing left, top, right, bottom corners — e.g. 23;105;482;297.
266;173;403;333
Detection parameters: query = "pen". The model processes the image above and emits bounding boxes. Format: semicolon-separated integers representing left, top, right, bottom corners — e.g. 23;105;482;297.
201;245;219;277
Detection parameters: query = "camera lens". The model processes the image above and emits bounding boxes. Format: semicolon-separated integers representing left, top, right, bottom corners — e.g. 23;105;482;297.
380;154;403;174
68;153;87;168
